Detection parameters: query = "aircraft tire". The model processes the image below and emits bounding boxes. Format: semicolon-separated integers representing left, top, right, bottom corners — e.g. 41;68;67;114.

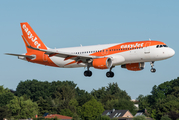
84;71;92;77
106;72;114;78
150;68;156;73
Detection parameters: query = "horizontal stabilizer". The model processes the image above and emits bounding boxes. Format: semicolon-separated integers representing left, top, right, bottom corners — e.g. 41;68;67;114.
5;53;35;59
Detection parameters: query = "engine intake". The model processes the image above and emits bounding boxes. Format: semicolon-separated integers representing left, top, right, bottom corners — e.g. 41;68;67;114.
92;57;112;69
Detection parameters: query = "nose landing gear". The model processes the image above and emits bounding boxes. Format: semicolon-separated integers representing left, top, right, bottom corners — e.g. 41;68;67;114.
150;61;156;73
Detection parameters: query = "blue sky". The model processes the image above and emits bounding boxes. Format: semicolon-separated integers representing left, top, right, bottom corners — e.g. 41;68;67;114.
1;1;178;99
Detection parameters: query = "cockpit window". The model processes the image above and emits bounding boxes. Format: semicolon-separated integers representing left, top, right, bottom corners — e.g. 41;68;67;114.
156;44;168;48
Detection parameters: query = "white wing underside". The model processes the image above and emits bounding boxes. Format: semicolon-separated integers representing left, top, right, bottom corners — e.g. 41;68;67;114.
27;46;98;62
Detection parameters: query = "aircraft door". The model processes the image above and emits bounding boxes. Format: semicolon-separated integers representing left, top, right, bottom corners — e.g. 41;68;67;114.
144;42;151;54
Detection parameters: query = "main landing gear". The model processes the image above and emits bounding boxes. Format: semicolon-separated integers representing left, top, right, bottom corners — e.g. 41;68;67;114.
106;66;115;78
84;70;92;77
84;65;115;78
84;65;92;77
150;61;156;73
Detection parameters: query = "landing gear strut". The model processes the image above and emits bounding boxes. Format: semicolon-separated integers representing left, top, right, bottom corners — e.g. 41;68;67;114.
150;61;156;73
106;66;115;78
84;64;92;77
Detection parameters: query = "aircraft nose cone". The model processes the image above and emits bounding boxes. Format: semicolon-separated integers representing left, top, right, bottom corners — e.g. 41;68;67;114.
171;49;175;56
169;48;175;57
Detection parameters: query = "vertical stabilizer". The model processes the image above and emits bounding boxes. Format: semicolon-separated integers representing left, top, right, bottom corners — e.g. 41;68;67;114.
20;22;47;53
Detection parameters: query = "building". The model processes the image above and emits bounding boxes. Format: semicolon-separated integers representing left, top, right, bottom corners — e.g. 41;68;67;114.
102;109;133;119
135;109;150;117
45;114;72;120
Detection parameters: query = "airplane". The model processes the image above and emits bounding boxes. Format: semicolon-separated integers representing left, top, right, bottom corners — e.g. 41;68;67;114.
5;22;175;78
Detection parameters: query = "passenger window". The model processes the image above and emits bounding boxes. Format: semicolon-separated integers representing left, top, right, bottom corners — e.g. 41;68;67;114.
160;45;163;47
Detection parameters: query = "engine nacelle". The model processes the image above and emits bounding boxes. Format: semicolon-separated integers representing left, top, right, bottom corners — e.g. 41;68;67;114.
92;57;112;69
121;62;145;71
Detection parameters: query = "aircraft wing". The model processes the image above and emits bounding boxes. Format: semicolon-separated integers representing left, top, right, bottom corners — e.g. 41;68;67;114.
27;46;97;61
5;53;35;59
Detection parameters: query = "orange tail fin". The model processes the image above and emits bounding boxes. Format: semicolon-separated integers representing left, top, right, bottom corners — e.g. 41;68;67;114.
20;22;47;53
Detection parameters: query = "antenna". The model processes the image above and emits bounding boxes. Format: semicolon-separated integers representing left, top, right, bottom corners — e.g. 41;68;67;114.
149;38;151;41
80;44;82;47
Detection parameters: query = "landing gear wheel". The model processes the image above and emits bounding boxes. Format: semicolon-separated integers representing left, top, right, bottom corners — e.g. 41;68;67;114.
150;68;156;73
106;72;114;78
84;71;92;77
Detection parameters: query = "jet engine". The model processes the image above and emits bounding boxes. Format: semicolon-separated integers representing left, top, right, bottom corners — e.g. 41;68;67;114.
121;62;145;71
92;57;112;69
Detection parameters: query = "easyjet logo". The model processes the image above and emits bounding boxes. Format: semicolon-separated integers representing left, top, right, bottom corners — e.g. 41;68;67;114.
121;43;144;48
22;24;41;48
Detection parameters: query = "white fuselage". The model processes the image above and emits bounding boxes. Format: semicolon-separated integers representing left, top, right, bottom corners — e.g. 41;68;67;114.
48;43;175;68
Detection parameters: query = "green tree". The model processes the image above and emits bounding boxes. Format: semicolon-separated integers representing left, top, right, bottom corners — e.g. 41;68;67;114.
72;113;80;120
81;97;105;120
0;85;10;94
96;115;111;120
168;111;179;120
136;95;152;113
0;106;11;120
68;98;79;115
91;83;132;110
15;79;51;101
105;99;118;110
91;83;131;103
60;109;73;117
133;115;147;120
7;96;38;119
51;83;77;114
37;97;52;116
160;115;172;120
137;77;179;120
0;86;14;107
15;80;77;102
75;87;92;106
150;109;157;120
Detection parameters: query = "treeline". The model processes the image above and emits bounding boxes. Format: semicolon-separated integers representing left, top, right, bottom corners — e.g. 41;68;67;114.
137;77;179;120
1;77;179;120
0;80;135;120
